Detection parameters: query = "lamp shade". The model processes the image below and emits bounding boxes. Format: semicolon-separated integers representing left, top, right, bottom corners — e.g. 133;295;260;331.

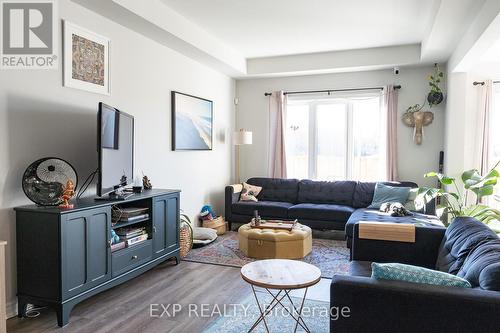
234;129;253;145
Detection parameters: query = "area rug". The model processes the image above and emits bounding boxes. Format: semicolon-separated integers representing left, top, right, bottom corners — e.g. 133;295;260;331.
203;293;329;333
183;231;349;278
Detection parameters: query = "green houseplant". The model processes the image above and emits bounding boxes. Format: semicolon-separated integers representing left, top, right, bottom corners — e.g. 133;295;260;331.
417;161;500;229
427;63;444;107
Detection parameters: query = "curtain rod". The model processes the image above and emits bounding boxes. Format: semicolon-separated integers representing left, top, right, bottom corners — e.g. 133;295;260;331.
473;81;500;86
264;85;401;96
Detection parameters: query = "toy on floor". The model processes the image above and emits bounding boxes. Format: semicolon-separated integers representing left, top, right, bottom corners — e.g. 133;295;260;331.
200;204;216;221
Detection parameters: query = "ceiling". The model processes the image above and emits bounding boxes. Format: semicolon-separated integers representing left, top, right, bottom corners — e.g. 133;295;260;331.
74;0;494;77
161;0;438;58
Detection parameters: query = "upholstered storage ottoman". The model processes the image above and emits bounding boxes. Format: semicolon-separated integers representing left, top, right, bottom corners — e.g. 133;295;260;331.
238;223;312;259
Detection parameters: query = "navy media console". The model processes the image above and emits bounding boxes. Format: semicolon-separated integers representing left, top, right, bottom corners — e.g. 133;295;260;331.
14;189;180;327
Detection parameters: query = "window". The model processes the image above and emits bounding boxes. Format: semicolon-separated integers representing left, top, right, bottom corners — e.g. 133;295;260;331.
491;83;500;204
285;91;386;181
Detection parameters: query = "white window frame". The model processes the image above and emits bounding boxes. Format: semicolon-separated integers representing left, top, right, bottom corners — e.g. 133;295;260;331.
286;91;384;181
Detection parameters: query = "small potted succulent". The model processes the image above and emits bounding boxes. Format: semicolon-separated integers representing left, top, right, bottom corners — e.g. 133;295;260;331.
427;63;444;107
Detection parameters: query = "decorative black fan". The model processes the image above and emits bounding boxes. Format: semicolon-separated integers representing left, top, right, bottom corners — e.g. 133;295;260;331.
22;157;78;206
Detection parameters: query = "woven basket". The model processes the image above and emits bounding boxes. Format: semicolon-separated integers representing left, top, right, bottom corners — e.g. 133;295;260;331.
202;216;226;235
179;220;193;258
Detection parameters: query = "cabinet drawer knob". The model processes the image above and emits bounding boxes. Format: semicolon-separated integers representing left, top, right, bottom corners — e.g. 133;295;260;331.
132;255;138;260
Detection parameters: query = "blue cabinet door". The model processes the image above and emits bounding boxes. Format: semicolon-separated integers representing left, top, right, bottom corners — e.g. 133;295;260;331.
61;207;112;299
153;194;180;258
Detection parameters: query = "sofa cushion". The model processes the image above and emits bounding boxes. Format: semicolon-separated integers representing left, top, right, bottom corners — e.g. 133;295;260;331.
435;217;499;274
231;201;294;218
288;203;355;222
352;181;418;208
349;260;372;277
367;183;411;209
246;177;299;203
345;208;443;239
371;262;471;288
457;239;500;291
297;180;356;206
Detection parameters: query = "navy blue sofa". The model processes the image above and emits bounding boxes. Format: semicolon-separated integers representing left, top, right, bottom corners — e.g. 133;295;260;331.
225;178;443;248
330;217;500;332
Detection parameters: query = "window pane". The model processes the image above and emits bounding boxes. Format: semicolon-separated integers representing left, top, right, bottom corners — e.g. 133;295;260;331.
316;103;347;180
491;86;500;208
352;97;386;181
286;104;309;179
492;87;500;164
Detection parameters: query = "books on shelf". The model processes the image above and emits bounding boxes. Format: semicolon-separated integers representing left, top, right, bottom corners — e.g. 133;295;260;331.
120;213;149;222
119;207;149;217
110;241;126;252
124;233;148;247
112;214;150;226
112;207;149;224
115;226;146;238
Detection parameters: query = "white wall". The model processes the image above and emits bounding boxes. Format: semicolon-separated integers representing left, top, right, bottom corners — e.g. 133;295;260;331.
443;70;483;179
0;0;235;316
235;66;445;186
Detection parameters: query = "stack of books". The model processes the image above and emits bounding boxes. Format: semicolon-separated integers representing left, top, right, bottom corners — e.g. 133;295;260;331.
112;207;149;225
115;227;148;247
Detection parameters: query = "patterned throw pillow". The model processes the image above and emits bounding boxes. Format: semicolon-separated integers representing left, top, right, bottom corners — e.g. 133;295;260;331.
240;183;262;202
371;262;472;288
404;188;425;212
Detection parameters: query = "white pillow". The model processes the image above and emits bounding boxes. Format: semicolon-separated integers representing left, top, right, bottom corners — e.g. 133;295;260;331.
404;188;425;212
192;227;217;245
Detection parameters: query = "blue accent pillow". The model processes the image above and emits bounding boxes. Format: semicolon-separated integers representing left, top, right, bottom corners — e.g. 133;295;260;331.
368;183;411;209
371;262;472;288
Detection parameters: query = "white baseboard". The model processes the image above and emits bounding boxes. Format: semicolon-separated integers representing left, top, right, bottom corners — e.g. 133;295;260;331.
6;299;17;319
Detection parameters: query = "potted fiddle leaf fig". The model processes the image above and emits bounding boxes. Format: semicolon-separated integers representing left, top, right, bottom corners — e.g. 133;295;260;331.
427;63;444;107
417;161;500;229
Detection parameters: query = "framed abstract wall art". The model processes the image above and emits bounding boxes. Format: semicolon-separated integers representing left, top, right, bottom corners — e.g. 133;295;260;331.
171;91;213;151
63;21;110;95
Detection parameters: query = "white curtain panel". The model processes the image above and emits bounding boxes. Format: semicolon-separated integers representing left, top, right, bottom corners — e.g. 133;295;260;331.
268;91;288;178
475;80;493;177
385;85;399;181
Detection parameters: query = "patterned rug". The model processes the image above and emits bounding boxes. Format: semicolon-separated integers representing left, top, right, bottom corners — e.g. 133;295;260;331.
203;293;329;333
183;231;349;278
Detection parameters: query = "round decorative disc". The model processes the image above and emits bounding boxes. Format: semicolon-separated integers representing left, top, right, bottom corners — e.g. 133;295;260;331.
22;157;78;206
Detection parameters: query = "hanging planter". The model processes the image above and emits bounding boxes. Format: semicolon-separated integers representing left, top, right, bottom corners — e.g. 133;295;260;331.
427;64;444;108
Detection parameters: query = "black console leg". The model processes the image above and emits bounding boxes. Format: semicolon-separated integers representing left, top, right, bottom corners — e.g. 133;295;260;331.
174;253;181;265
17;300;27;318
56;303;72;327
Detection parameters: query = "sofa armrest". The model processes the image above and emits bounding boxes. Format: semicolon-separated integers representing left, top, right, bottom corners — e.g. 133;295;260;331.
352;223;445;268
330;275;500;333
224;184;242;222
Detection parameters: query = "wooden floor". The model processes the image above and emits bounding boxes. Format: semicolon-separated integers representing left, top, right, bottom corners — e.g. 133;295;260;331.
7;260;252;333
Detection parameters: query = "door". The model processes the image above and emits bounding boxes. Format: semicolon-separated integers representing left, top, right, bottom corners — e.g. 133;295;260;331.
61;207;112;299
153;194;180;258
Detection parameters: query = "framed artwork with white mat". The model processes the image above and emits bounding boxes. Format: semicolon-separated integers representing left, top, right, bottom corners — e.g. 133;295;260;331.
63;20;110;95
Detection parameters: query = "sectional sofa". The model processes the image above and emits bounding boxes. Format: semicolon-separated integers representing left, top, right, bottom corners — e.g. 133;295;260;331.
330;216;500;332
225;177;443;248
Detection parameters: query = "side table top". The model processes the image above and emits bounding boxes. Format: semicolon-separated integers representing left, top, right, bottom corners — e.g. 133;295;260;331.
241;259;321;290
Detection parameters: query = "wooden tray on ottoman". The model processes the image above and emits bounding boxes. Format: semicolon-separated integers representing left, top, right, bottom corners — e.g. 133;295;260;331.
250;219;297;231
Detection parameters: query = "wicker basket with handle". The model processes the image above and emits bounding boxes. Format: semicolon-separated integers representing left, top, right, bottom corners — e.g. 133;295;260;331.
202;216;226;235
179;214;193;257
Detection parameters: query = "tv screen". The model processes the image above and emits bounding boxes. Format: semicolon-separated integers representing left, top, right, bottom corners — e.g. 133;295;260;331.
97;103;134;197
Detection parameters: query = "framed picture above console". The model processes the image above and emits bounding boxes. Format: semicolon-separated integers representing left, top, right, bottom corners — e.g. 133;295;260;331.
63;21;110;95
171;91;213;151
